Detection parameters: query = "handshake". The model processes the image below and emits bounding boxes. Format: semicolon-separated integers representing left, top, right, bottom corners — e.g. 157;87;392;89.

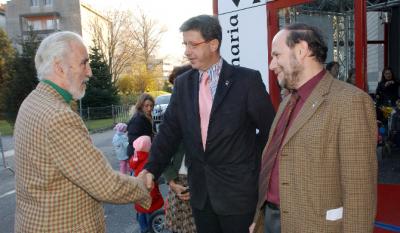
137;169;155;190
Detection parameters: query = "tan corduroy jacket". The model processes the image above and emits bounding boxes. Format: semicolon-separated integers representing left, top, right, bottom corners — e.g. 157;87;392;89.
14;82;151;233
254;73;377;233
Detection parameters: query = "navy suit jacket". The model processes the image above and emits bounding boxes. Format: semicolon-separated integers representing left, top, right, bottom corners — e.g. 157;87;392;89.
145;60;275;215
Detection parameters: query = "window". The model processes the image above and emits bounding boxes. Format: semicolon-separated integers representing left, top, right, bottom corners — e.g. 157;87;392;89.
30;0;39;6
25;17;58;31
27;20;41;30
44;0;53;6
46;19;54;29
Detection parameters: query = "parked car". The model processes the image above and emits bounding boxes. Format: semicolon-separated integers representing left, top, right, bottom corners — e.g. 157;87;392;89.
152;94;171;133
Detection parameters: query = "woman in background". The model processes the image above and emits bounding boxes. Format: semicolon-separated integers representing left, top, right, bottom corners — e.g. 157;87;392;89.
376;67;399;107
126;93;155;159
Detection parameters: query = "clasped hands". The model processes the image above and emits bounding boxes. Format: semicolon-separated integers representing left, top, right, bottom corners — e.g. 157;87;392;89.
138;169;155;190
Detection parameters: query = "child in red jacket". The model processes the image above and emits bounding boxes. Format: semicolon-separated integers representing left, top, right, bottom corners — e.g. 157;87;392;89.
130;135;164;233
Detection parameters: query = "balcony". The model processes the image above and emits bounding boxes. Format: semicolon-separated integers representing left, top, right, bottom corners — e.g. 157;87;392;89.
20;12;60;36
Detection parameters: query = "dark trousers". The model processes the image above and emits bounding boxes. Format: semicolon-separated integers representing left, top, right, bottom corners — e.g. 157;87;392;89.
264;202;281;233
192;198;254;233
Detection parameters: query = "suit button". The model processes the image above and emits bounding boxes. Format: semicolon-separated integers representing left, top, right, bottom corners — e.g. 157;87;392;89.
282;210;289;214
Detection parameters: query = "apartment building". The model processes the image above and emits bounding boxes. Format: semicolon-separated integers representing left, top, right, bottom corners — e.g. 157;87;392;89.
5;0;109;47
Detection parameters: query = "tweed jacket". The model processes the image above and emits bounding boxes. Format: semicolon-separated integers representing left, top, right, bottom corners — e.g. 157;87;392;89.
14;82;151;233
254;73;377;233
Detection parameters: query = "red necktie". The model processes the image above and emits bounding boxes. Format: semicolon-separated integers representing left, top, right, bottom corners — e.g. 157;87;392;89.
199;72;212;150
258;91;299;203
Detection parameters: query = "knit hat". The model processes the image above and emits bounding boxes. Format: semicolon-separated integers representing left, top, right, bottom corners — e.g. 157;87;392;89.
133;135;151;152
114;123;127;133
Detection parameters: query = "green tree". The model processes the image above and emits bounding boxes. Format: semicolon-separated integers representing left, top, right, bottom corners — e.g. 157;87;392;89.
0;29;16;118
3;30;39;124
81;46;119;109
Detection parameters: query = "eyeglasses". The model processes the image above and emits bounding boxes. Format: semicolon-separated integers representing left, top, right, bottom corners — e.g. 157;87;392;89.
182;40;210;50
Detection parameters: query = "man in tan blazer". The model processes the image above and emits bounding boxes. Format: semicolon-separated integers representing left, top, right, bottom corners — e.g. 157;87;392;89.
251;23;377;233
14;31;151;233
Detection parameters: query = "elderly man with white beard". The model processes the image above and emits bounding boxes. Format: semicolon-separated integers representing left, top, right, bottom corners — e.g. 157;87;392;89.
13;31;151;233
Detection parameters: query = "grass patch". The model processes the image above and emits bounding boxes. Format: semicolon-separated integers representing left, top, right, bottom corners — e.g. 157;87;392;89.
85;118;115;131
0;120;13;136
0;118;126;136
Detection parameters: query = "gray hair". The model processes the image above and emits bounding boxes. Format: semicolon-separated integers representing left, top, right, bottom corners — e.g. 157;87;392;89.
35;31;84;80
179;15;222;51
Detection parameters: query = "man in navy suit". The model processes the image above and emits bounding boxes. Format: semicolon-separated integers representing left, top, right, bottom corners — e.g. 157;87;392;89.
142;15;275;233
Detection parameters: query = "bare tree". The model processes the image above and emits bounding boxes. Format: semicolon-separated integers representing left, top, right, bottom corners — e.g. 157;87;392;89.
131;9;166;71
89;9;138;83
89;8;166;92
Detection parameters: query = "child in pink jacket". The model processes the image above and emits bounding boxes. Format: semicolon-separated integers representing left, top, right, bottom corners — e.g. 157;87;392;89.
130;136;164;233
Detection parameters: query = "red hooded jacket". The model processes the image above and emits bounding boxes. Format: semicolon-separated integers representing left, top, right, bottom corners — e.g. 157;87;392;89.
130;151;164;213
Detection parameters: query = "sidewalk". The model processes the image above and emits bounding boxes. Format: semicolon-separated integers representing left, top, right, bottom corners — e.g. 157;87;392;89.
0;134;14;152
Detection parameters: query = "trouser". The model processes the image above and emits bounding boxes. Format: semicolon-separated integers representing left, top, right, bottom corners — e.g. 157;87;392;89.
137;213;150;233
192;197;254;233
119;160;129;174
264;202;281;233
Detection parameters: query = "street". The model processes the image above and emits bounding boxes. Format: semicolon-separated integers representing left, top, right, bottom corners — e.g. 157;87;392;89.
0;129;169;233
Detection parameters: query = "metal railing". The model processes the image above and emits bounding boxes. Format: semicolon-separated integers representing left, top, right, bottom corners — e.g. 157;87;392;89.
78;104;133;126
0;132;14;174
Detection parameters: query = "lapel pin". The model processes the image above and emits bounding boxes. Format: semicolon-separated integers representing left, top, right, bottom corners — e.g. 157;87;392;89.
225;80;229;86
312;101;318;108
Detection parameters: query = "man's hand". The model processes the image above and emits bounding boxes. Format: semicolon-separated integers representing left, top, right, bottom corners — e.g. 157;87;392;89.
249;223;255;233
138;169;154;190
168;180;190;201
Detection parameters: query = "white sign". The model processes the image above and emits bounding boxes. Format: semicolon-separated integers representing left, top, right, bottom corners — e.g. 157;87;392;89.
218;0;266;14
218;0;269;90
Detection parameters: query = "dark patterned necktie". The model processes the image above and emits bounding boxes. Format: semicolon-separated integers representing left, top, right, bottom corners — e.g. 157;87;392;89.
258;91;299;202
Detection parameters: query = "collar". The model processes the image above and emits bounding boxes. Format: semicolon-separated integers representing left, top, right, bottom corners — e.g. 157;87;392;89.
296;69;326;101
198;58;223;82
42;79;73;104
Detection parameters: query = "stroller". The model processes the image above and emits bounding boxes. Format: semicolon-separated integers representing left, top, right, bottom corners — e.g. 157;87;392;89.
148;208;166;233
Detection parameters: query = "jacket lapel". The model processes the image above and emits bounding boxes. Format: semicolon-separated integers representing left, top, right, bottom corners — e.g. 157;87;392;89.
282;73;333;146
190;71;200;119
189;71;202;145
211;61;234;115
